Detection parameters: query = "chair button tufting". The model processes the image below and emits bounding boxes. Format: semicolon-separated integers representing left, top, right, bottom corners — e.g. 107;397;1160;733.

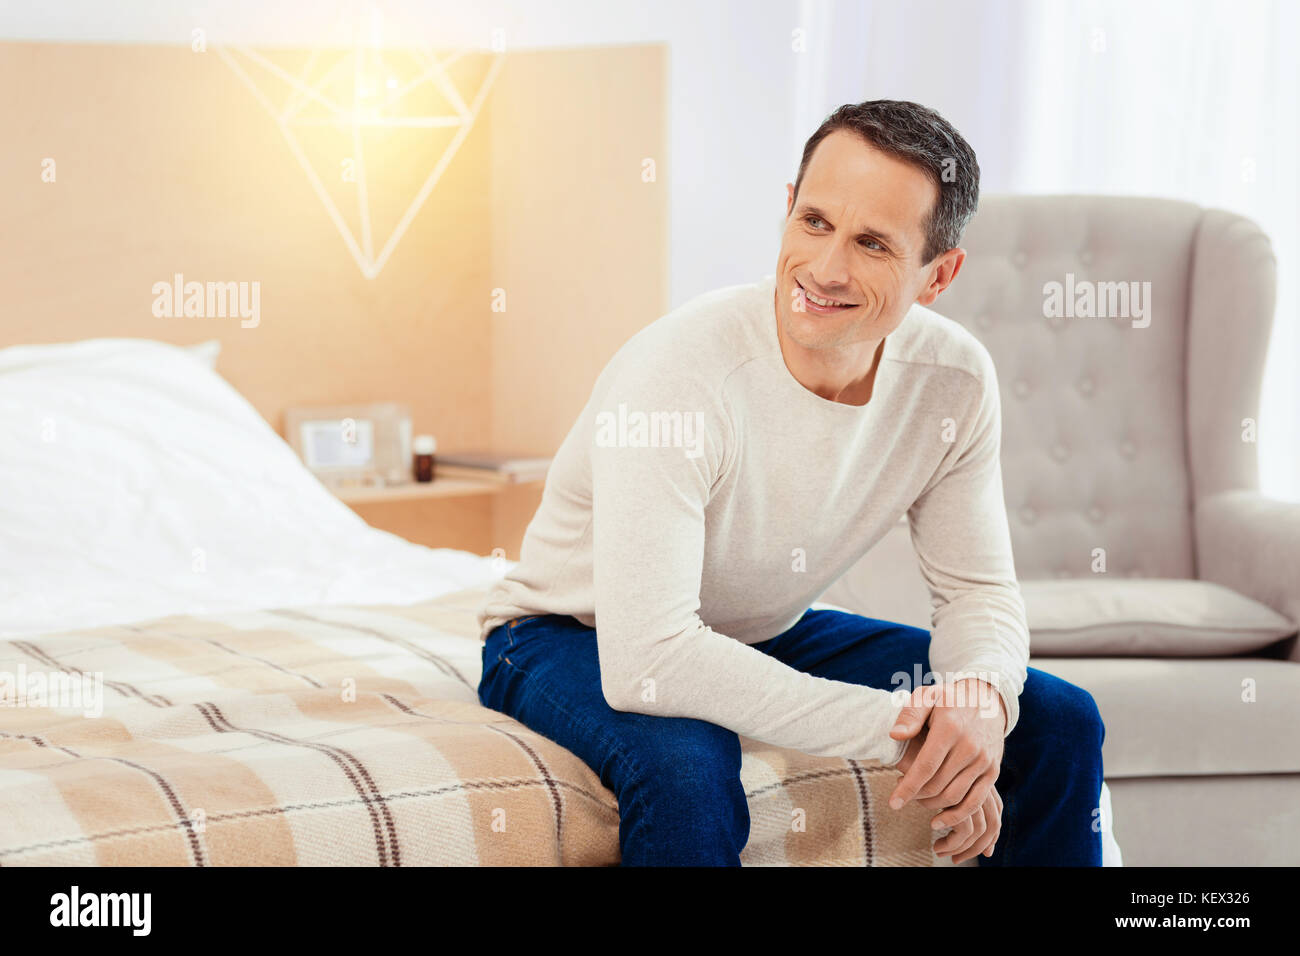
1048;313;1066;330
1013;251;1028;267
1087;505;1104;523
1078;376;1095;395
1080;249;1094;265
977;312;992;330
1051;443;1069;462
1013;379;1031;398
1019;506;1037;524
1119;439;1136;458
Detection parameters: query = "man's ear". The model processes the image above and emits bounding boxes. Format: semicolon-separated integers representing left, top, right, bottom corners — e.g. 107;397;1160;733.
785;182;795;217
915;247;966;306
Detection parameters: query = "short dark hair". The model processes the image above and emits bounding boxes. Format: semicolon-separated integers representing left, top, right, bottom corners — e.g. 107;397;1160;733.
792;100;980;265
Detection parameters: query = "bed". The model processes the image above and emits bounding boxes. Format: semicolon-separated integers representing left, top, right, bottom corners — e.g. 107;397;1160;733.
0;337;959;866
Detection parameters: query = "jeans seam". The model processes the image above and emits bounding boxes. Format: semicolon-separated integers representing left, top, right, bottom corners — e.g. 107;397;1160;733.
491;624;647;805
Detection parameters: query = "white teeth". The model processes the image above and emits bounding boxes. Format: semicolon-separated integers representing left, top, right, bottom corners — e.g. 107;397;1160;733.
804;288;849;308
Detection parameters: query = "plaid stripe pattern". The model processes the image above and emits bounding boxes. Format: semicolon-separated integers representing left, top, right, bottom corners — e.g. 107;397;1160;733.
0;589;942;866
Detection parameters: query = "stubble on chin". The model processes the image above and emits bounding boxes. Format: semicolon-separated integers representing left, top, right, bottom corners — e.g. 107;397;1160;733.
783;307;851;352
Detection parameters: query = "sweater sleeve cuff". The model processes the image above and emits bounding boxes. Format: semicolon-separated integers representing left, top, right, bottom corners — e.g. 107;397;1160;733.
941;670;1019;738
879;694;910;767
882;733;909;768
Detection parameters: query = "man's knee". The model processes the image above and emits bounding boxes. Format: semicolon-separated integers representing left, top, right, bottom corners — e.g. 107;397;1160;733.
616;719;748;830
611;720;749;866
624;719;741;789
1018;670;1105;754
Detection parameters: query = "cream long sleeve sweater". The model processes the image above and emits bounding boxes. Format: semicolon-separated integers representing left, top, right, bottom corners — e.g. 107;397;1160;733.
478;274;1030;766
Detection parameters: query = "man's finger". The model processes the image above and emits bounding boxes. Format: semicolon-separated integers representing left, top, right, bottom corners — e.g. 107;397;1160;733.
957;812;998;864
916;760;994;809
927;755;986;808
939;805;985;858
933;814;972;856
930;767;995;831
930;767;997;830
889;683;941;740
889;720;956;809
915;740;977;802
982;789;1004;858
957;805;988;856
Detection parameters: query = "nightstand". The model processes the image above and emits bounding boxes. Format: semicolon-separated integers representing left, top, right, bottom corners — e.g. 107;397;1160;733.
329;470;547;555
333;476;514;505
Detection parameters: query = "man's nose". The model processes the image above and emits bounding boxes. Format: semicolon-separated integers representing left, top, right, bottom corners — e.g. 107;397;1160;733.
810;235;853;290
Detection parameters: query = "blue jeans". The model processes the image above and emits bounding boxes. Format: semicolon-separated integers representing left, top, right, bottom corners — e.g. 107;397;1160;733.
478;609;1106;866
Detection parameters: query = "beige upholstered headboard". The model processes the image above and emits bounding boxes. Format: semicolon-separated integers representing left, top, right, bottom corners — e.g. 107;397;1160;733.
0;40;669;555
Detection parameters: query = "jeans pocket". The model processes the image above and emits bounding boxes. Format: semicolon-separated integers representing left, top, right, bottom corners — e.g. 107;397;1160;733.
504;614;549;650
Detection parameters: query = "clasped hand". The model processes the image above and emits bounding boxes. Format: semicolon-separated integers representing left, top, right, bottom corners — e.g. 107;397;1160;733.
887;677;1005;863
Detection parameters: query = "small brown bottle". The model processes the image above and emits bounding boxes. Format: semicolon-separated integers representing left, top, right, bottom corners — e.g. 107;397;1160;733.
413;434;437;482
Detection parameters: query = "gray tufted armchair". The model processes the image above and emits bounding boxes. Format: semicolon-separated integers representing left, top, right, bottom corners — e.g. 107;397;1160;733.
822;195;1300;866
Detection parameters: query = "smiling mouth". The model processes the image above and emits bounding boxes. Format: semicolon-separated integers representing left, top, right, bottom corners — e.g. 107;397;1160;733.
796;279;856;314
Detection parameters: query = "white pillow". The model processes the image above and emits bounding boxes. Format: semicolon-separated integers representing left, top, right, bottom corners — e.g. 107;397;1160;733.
0;337;503;636
0;337;215;373
186;339;222;368
1022;577;1297;656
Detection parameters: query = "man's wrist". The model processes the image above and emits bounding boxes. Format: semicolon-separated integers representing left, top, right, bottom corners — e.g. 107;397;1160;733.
953;676;1006;733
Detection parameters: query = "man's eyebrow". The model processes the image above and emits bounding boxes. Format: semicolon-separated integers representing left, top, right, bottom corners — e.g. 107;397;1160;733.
797;203;903;248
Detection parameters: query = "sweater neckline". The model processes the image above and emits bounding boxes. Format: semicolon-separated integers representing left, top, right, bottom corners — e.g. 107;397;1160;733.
757;274;894;416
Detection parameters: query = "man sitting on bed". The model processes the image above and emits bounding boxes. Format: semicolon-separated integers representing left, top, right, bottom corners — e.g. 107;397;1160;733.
477;99;1105;866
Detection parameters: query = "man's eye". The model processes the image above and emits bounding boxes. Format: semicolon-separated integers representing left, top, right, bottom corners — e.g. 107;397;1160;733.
804;216;825;229
860;238;884;251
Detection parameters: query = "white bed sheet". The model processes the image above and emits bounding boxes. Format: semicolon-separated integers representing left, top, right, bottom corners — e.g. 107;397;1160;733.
1;337;508;637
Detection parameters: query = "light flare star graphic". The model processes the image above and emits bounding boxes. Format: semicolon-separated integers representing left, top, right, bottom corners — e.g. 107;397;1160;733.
218;41;502;279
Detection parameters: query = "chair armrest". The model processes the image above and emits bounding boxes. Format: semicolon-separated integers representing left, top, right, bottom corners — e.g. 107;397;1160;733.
1196;490;1300;656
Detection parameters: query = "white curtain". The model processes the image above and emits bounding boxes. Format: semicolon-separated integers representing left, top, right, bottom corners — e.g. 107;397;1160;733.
798;0;1299;501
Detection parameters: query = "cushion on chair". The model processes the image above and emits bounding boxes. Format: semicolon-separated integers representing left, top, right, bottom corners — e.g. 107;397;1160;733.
1022;577;1297;656
1033;656;1300;777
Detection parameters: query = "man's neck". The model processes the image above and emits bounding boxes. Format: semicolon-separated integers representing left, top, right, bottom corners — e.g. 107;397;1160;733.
774;291;886;406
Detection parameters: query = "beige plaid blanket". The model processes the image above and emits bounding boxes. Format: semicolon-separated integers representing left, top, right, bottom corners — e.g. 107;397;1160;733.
0;589;943;866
